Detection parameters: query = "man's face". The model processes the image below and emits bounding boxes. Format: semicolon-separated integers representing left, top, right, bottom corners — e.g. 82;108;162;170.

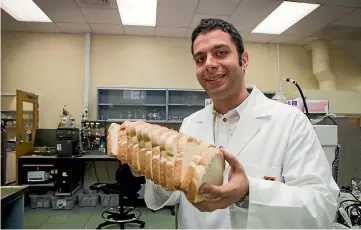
192;29;248;100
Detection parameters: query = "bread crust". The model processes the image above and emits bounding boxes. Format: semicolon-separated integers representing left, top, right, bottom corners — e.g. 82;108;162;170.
145;151;153;180
139;148;147;175
174;152;184;190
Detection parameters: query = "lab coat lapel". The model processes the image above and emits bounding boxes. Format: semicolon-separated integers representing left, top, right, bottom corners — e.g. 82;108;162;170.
194;104;215;145
225;87;272;171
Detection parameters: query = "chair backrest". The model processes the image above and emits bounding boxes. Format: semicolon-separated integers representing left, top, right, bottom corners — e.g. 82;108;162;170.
116;163;146;185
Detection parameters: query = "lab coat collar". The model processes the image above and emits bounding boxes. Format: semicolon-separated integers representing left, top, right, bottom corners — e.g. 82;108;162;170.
196;85;273;171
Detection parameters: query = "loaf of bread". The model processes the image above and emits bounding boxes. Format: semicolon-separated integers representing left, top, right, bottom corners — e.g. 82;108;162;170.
107;121;225;204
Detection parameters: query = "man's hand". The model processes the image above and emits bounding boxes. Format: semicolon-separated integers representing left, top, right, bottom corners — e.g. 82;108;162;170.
194;147;249;212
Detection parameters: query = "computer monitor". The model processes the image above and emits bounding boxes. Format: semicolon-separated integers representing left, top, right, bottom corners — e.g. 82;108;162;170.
34;129;57;148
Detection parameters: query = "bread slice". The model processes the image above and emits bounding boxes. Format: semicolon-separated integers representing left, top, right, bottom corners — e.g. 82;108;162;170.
132;144;141;172
160;150;168;188
127;142;133;166
117;130;128;162
145;151;153;180
164;133;183;191
107;123;122;156
186;147;225;204
174;152;184;190
139;148;147;175
151;146;161;184
178;137;201;191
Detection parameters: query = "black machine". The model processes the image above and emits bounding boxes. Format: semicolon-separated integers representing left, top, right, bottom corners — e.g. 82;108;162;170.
80;120;107;152
53;162;81;196
56;128;80;157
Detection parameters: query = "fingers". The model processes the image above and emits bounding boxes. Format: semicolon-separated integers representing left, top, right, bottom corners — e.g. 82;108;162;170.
199;182;236;199
199;184;228;198
195;196;234;212
220;147;242;172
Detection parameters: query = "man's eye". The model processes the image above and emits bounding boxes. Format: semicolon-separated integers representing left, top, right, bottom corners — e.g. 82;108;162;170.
196;56;206;63
216;50;227;56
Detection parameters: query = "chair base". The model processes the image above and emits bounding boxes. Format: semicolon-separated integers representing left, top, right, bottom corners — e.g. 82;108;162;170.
97;206;145;229
96;219;145;229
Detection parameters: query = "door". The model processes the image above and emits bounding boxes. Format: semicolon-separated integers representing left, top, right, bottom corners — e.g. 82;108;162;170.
16;90;39;184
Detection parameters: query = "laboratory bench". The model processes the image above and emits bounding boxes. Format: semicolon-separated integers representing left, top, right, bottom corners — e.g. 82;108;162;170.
1;185;29;229
17;151;119;197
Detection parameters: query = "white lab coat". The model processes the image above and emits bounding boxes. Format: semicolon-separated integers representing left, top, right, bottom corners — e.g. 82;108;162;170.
144;86;340;229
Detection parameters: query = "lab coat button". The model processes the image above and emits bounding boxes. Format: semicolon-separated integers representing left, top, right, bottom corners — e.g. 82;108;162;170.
223;118;227;122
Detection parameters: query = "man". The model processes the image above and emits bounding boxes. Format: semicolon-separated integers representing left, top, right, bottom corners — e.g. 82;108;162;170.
144;18;339;229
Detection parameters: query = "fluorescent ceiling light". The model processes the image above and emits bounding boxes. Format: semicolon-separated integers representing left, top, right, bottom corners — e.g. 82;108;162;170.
252;1;319;35
1;0;51;22
117;0;157;26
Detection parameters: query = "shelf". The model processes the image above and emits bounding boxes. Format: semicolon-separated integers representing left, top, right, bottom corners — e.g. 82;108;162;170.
26;183;54;187
168;104;204;107
99;103;166;107
107;119;174;124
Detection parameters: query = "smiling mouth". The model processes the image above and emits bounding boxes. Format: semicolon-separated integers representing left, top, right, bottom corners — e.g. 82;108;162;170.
206;75;225;82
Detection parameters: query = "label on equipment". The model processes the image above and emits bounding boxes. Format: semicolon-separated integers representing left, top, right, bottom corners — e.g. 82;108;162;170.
57;144;62;151
57;199;66;208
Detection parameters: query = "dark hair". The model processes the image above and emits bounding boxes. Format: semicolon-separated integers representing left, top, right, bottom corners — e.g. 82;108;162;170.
191;18;244;65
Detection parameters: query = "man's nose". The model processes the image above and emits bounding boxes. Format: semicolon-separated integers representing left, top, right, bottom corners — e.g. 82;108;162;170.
205;55;218;70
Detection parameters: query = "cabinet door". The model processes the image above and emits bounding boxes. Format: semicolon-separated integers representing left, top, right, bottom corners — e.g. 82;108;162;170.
6;151;16;184
16;90;39;184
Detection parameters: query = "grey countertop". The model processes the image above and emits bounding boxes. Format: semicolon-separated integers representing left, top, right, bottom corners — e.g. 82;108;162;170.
1;185;29;207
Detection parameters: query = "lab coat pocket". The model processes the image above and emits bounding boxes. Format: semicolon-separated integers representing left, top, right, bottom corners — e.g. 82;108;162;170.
243;164;283;182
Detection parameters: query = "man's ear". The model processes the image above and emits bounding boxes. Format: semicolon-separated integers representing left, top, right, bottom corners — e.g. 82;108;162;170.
241;51;249;69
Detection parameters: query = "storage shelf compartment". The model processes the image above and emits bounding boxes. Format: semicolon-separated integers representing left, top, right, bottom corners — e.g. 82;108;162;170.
98;89;166;105
168;90;208;106
98;105;166;121
97;87;275;126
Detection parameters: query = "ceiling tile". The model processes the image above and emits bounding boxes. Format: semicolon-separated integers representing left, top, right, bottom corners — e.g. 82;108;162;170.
156;27;187;37
34;0;86;23
195;0;241;16
328;39;357;48
242;32;277;43
325;0;361;7
284;5;354;36
56;23;92;33
342;41;361;65
74;0;118;9
189;14;229;28
26;22;62;33
123;26;156;36
290;0;327;4
270;35;319;45
333;9;361;27
81;8;121;24
185;28;194;38
156;0;199;27
311;25;361;41
1;10;31;32
90;24;124;34
229;0;283;32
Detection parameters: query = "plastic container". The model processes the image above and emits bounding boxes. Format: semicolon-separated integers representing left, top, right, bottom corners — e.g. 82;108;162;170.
99;192;119;207
51;193;77;210
29;193;53;209
76;189;100;207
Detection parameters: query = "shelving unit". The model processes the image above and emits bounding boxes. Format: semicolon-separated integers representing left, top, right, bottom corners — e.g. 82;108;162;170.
97;87;275;125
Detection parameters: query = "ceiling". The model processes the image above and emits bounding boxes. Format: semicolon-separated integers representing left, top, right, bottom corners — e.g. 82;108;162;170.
1;0;361;65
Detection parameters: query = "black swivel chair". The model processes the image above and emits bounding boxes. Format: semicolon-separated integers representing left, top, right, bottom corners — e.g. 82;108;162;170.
91;163;146;229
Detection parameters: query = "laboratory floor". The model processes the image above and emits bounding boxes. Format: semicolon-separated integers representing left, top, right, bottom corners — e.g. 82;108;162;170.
24;205;175;229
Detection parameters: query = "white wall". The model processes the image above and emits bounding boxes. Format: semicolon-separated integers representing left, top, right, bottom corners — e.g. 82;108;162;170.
1;31;361;128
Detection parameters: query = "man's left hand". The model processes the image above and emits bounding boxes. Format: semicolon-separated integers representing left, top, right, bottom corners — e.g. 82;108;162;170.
194;147;249;212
